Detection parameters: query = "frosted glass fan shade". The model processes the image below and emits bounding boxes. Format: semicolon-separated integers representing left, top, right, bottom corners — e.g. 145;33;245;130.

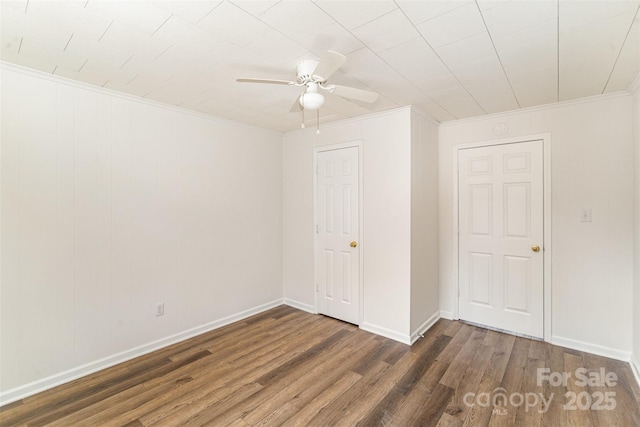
299;92;324;110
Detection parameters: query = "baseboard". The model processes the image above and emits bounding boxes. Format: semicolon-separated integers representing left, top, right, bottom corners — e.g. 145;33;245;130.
0;298;284;407
410;311;441;344
439;310;455;320
631;355;640;389
551;335;631;362
283;298;316;314
360;322;411;345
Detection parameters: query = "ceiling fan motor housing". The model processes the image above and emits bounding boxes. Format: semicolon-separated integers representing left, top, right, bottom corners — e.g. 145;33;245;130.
297;59;322;83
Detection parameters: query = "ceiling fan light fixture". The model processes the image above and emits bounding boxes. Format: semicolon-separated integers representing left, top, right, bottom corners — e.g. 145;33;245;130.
299;92;324;110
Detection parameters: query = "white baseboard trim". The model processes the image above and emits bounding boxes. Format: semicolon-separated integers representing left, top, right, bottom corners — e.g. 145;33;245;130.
360;322;411;345
283;298;316;314
0;298;284;407
410;311;441;344
631;355;640;389
439;310;455;320
551;335;631;362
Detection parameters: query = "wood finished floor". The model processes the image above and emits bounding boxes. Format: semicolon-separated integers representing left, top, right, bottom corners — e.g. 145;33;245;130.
2;305;639;426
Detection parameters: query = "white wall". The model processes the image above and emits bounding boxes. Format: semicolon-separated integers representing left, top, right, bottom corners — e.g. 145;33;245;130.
439;94;634;360
0;64;283;402
410;110;439;336
282;108;413;340
632;76;640;379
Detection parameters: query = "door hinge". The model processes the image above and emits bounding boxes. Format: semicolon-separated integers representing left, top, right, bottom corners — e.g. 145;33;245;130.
316;224;319;234
316;283;319;292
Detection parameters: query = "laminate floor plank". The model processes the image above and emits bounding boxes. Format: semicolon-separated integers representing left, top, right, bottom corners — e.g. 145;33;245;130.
436;324;475;364
439;330;487;389
194;330;363;426
563;352;596;427
91;318;340;426
238;332;367;423
358;334;452;426
473;335;530;426
2;310;638;427
512;357;545;427
443;320;464;337
138;322;348;426
54;342;272;426
253;402;299;427
374;349;452;426
308;361;392;426
164;324;353;426
208;313;320;366
316;348;421;426
172;311;306;363
409;382;455;426
541;343;568;427
285;336;379;411
281;371;363;427
463;328;514;424
444;343;494;424
240;333;377;425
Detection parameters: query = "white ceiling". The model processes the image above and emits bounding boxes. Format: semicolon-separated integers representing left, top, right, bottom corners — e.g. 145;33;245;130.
2;0;639;132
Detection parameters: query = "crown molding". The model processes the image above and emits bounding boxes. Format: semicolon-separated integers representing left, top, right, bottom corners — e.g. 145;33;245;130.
0;61;283;137
440;91;632;128
409;106;441;126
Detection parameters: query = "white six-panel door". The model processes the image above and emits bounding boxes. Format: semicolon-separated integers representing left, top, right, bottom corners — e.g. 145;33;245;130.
458;141;544;338
315;146;359;325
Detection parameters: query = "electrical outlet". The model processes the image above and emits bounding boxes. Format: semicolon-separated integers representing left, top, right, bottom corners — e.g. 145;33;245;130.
156;303;165;317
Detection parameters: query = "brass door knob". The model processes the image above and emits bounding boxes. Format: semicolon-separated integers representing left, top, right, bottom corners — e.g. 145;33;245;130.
350;241;358;248
532;245;540;252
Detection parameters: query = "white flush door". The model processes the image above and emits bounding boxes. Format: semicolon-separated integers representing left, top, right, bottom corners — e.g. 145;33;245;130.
315;146;359;325
458;141;544;338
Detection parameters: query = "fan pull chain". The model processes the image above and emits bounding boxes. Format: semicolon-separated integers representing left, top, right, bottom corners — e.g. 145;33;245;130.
300;95;305;128
316;109;320;135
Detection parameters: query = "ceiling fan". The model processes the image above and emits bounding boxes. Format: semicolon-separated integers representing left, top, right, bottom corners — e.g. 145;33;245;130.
236;51;379;129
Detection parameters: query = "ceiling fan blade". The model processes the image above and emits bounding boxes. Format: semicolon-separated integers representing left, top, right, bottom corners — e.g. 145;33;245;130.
289;96;302;113
236;78;294;85
312;51;346;82
329;84;379;103
323;93;370;116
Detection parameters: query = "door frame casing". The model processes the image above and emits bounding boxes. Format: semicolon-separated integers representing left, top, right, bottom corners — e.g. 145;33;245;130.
452;133;552;341
313;140;364;325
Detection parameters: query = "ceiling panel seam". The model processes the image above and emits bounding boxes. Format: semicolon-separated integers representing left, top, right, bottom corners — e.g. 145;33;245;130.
151;13;174;36
474;0;521;109
229;0;282;20
120;54;134;70
194;1;225;25
349;8;398;32
78;58;88;73
602;4;640;94
63;33;74;52
97;21;113;42
393;0;486;116
310;0;457;118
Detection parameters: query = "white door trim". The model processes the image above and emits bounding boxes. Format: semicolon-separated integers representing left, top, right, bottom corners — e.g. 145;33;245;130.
452;133;552;341
313;140;364;325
